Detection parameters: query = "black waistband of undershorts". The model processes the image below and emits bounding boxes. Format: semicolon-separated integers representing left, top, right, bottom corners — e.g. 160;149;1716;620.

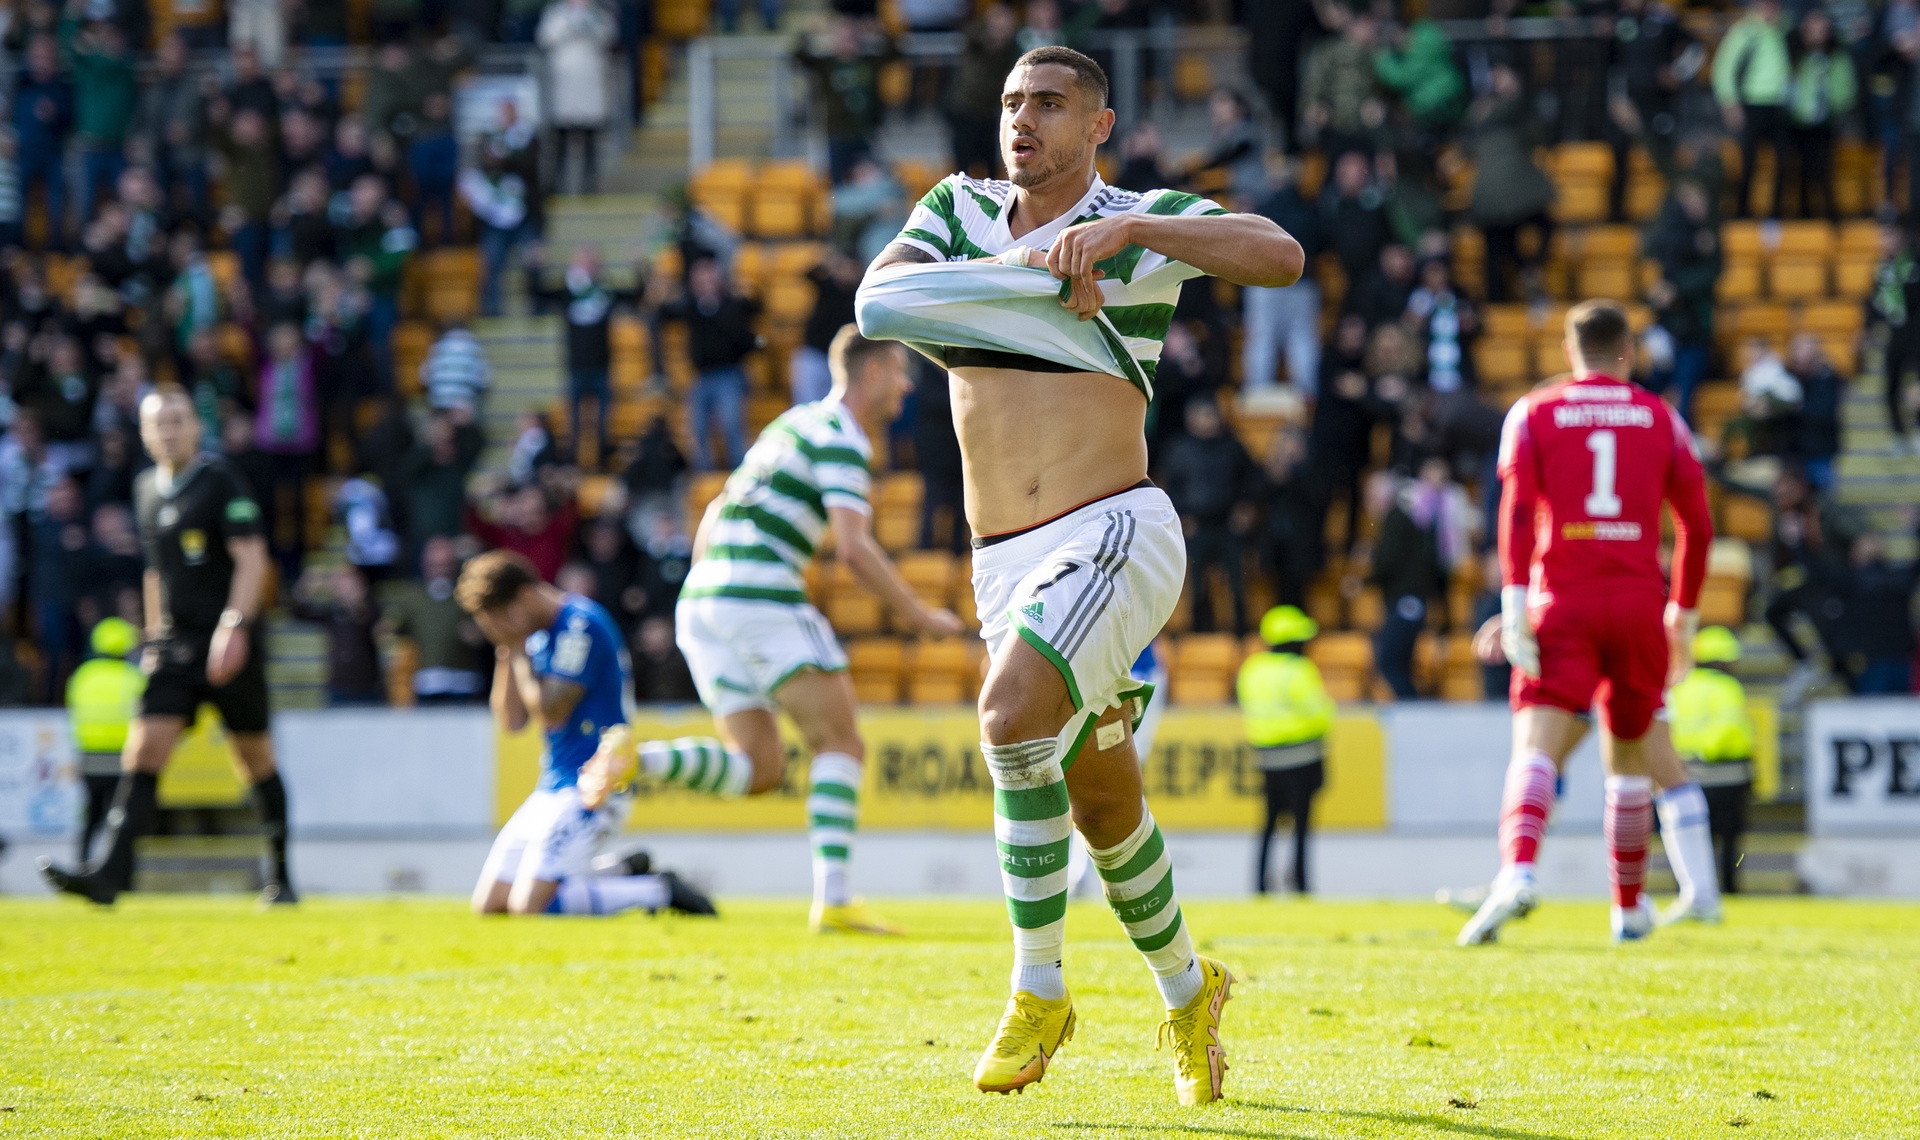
946;347;1090;374
972;479;1154;549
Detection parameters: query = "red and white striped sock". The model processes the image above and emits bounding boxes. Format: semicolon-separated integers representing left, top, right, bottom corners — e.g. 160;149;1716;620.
1498;750;1558;873
1605;775;1655;909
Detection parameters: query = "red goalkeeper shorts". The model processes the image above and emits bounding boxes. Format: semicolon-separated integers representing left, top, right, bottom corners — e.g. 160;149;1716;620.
1510;590;1669;740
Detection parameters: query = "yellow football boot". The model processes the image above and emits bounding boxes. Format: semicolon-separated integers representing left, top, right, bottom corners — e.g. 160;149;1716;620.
809;897;903;935
577;726;637;810
1157;956;1234;1105
972;990;1076;1094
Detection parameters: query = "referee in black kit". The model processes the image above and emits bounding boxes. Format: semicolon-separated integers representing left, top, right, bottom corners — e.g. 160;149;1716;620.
39;388;297;905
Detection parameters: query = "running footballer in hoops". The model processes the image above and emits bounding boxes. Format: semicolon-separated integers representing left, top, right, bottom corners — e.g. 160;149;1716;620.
856;45;1304;1104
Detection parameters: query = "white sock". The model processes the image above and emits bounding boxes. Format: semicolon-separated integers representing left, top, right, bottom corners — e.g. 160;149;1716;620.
1501;862;1537;888
1012;961;1067;1001
1655;782;1720;905
808;752;861;908
550;874;671;915
638;737;754;797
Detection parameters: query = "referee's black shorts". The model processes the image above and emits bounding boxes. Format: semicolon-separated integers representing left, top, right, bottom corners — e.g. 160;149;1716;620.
139;627;271;734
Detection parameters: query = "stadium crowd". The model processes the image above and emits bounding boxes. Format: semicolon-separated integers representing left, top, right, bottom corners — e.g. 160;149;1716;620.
1;0;1918;716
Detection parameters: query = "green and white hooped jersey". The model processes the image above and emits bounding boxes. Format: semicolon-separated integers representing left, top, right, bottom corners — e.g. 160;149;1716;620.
680;399;871;605
892;173;1226;400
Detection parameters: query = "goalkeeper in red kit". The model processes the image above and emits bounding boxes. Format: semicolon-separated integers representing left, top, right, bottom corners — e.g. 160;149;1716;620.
1458;301;1713;946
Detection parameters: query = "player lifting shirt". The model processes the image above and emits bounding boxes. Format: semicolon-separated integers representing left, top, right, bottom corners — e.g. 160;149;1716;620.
857;46;1304;1103
1458;301;1714;946
39;387;296;905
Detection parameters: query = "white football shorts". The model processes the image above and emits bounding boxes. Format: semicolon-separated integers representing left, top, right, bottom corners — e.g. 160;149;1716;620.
480;787;624;886
674;595;850;717
972;483;1185;735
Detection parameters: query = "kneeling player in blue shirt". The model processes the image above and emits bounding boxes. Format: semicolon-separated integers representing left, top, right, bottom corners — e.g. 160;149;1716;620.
458;550;713;917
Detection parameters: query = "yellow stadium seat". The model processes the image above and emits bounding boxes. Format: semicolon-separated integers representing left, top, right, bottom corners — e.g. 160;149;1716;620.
897;550;953;607
1715;259;1763;303
1800;300;1863;336
1576;259;1636;299
654;0;711;38
1473;338;1530;386
1169;669;1233;704
907;638;971;705
1583;225;1640;259
846;638;905;704
1175;633;1243;673
828;589;885;638
1698;577;1748;628
1770;256;1828;300
878;471;924;509
764;277;817;320
690;157;753;197
1722;221;1766;260
1838;218;1881;254
1481;304;1530;339
685;471;731;523
1551;180;1609;224
749;191;809;240
1348;588;1384;632
771;242;827;276
1774;221;1834;260
1720;495;1773;544
1554;142;1615;181
874;508;918;553
1834;255;1875;298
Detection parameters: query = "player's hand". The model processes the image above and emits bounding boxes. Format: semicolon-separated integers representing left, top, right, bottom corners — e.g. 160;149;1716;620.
207;622;248;686
578;725;637;811
1664;604;1698;689
1472;614;1506;665
1046;216;1128;321
918;608;965;638
1499;586;1540;680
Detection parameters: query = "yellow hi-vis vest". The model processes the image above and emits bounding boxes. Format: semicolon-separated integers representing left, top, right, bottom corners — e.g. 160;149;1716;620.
66;657;145;754
1236;651;1334;749
1669;666;1753;763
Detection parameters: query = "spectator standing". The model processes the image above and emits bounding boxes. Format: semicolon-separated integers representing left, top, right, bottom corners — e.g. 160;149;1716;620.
1761;466;1862;697
334;175;417;389
527;243;639;463
290;565;386;706
1787;333;1844;489
658;257;761;470
1319;151;1390;294
335;476;401;581
1469;550;1509;700
1345;242;1415;328
911;351;966;552
620;414;688;532
254;322;321;582
467;483;578;583
1405;258;1477;394
1729;337;1802;457
1254;428;1320;607
1604;0;1696;222
632;613;698;702
1310;314;1378;557
1299;8;1381;158
580;515;647;629
460;144;531;317
831;158;907;265
1359;471;1444;700
384;536;487;705
1187;89;1268;202
1371;13;1465;142
1244;159;1325;394
1238;605;1334;895
796;18;898;181
795;249;861;405
719;0;780;32
1667;626;1755;894
1246;0;1323;154
211;104;279;291
1713;0;1792;218
1111;120;1167;193
1866;219;1920;450
1468;63;1554;302
60;16;137;227
1788;9;1856;220
404;407;485;555
944;3;1020;178
539;0;617;195
13;36;72;251
1644;180;1720;424
158;0;224;49
1826;517;1920;694
1160;396;1257;636
420;319;492;416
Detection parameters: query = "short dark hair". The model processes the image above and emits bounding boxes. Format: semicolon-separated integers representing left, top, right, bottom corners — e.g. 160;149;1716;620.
828;323;898;387
1567;299;1631;362
1011;46;1109;111
456;549;541;614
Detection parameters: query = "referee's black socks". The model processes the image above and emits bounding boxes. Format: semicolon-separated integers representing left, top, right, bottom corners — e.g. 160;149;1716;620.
253;772;292;886
93;771;159;891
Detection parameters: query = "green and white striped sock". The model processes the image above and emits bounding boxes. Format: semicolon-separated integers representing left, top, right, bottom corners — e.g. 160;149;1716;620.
807;752;862;907
982;738;1071;1001
1089;809;1202;1009
637;737;753;797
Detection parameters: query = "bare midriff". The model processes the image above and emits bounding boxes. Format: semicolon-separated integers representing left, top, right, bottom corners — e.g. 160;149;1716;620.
951;366;1150;537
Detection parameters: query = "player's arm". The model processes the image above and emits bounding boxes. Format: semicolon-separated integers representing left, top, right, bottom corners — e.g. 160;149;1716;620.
1663;407;1715;684
828;506;963;637
868;242;939;273
142;568;164;641
1495;401;1542;678
491;646;530;733
690;495;723;562
511;651;584;728
1086;212;1304;289
207;535;269;686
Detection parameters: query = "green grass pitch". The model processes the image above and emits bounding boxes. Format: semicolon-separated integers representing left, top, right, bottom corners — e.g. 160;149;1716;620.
2;896;1916;1138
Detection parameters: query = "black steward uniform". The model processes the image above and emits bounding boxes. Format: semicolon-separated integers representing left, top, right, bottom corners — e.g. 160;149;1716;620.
134;459;271;732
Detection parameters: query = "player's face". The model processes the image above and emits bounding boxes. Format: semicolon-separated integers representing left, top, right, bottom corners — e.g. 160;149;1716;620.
473;591;542;648
139;395;200;469
1000;65;1112;189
